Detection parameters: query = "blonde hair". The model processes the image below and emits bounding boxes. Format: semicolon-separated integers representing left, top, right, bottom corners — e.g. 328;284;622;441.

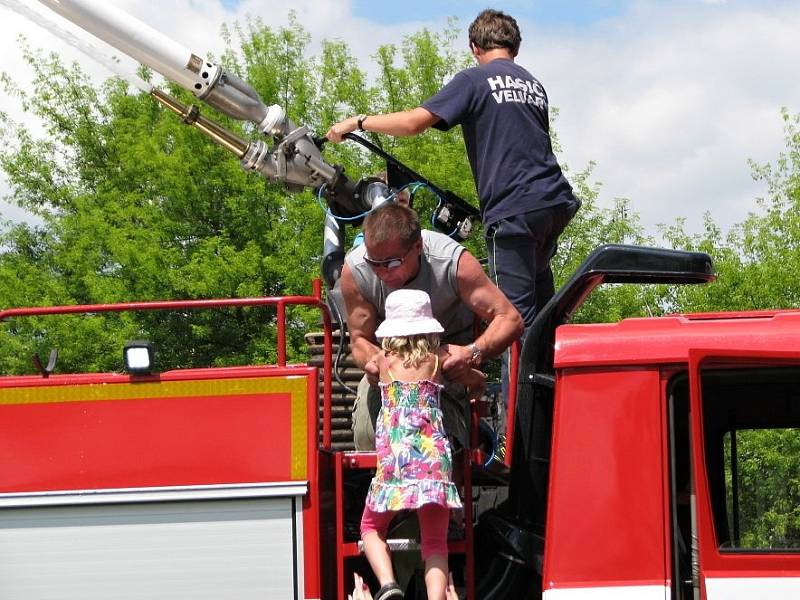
381;333;440;369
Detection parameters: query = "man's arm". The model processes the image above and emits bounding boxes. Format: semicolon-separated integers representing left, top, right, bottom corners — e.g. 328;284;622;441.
442;250;524;379
326;107;440;143
339;262;382;381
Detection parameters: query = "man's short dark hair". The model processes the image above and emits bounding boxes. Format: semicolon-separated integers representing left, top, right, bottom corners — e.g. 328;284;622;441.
468;9;521;56
363;203;421;248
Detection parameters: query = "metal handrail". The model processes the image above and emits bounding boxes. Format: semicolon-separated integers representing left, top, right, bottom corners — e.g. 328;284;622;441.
0;280;335;449
505;339;520;468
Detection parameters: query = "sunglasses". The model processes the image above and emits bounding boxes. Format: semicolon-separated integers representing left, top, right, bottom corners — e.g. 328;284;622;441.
364;244;415;270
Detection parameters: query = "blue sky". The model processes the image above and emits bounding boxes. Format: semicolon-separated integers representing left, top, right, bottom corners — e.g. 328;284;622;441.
350;0;625;26
219;0;626;27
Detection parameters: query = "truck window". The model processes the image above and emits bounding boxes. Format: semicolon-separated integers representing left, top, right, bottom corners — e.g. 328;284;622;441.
700;366;800;552
722;427;800;550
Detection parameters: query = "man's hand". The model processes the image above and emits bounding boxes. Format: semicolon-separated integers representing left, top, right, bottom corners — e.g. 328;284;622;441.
441;343;475;383
326;116;359;143
446;572;460;600
347;572;373;600
364;352;381;386
465;368;487;402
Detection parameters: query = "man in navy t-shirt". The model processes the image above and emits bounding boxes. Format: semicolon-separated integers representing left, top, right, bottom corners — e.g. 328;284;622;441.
327;9;580;335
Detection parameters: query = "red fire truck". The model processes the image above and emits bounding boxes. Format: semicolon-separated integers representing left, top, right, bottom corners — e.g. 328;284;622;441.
3;244;800;599
4;3;799;598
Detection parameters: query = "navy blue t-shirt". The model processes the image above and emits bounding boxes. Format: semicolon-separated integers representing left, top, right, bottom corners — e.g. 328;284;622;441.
422;59;576;226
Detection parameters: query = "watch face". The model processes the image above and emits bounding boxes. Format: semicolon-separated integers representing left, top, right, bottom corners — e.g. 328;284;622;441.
470;344;482;364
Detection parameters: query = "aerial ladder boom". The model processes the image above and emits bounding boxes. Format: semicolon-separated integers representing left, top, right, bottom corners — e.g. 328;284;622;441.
32;0;479;288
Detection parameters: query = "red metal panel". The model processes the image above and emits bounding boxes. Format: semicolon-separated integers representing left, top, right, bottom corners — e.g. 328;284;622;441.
544;367;667;589
1;293;333;599
0;368;314;493
659;368;680;593
555;310;800;369
0;392;291;492
0;364;312;387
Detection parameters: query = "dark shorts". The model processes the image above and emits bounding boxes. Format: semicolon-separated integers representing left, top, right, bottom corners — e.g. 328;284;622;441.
485;199;580;330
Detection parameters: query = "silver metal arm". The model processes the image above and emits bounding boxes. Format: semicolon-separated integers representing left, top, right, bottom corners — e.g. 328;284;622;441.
33;0;379;200
149;89;355;196
33;0;466;230
32;0;451;288
32;1;302;138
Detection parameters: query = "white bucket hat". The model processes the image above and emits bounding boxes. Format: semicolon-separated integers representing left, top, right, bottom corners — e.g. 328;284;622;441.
375;289;444;339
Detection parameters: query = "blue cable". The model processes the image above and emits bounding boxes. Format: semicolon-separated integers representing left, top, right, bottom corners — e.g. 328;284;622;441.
315;185;372;222
317;181;459;237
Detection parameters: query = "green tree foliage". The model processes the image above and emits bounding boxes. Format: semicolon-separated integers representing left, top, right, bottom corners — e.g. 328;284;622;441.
0;24;328;374
2;13;799;376
564;108;800;323
659;108;800;313
725;428;800;549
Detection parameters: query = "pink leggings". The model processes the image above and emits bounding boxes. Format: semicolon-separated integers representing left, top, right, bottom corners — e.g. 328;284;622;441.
361;504;450;560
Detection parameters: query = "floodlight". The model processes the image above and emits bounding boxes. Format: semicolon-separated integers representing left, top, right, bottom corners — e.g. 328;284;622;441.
123;340;154;374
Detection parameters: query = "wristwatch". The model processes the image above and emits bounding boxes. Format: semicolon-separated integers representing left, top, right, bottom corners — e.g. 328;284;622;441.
356;114;368;131
468;343;483;367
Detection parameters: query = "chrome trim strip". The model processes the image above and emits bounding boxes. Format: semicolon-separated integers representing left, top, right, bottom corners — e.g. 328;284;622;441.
0;481;308;507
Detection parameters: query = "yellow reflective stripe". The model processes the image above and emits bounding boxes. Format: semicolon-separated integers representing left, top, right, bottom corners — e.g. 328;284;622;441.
0;376;303;404
0;375;310;479
290;377;308;480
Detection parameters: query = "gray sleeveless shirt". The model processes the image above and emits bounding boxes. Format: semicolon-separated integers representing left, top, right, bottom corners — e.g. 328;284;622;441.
346;230;475;345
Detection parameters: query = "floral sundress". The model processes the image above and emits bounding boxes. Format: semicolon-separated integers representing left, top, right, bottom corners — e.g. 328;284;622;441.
365;354;462;512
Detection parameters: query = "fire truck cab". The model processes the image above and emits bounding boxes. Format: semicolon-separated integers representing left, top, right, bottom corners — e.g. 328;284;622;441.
537;250;800;600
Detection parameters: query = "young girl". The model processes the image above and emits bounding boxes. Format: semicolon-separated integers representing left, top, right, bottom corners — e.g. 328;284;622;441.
360;289;485;600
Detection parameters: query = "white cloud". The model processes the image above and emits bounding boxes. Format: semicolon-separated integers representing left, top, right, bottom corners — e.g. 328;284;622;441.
1;0;799;240
522;1;800;235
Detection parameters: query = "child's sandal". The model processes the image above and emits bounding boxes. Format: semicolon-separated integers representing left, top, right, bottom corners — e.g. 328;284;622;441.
375;581;404;600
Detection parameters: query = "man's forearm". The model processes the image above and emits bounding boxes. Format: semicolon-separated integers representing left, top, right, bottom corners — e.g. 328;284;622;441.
350;336;381;370
474;312;524;359
359;110;432;137
326;107;438;142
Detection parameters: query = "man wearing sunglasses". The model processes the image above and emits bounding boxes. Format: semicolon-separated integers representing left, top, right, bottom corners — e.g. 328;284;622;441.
340;203;523;451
